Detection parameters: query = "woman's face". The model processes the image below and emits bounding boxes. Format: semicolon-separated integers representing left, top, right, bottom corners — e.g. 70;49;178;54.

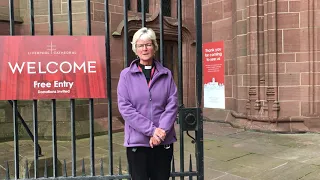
136;38;154;63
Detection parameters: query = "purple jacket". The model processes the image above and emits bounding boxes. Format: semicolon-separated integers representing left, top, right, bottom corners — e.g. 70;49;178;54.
117;59;178;147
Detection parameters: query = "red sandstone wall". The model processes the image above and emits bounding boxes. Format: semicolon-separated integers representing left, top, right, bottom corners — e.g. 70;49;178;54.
278;0;319;118
203;0;320;132
202;0;233;105
202;0;233;109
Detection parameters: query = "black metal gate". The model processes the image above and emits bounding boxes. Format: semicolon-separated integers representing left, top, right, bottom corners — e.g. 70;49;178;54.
4;0;203;179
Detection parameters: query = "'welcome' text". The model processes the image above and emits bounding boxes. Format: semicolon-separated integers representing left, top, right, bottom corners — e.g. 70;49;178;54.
8;61;97;74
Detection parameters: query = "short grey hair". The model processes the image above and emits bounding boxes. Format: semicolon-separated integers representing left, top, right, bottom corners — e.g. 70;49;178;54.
131;27;158;55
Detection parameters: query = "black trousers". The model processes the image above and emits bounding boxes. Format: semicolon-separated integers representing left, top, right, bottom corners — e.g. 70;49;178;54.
126;144;173;180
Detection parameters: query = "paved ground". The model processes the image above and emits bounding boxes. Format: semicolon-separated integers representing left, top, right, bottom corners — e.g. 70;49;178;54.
201;122;320;180
1;121;320;179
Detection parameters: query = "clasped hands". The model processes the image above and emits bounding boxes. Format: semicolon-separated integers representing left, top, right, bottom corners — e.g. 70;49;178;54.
149;128;166;148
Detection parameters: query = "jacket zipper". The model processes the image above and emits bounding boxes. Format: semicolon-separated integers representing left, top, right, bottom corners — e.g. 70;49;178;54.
149;89;152;123
148;71;166;124
148;69;156;124
136;70;166;137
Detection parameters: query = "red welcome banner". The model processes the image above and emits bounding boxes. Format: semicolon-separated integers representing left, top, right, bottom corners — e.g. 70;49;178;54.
0;36;107;100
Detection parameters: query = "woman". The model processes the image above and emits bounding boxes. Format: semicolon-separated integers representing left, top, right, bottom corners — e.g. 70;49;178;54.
117;27;178;180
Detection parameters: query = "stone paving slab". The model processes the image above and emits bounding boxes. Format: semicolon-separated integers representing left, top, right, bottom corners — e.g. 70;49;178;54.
230;139;289;156
299;170;320;180
203;168;227;179
270;146;320;163
203;158;244;173
226;165;262;179
213;174;249;180
251;161;318;180
228;153;289;170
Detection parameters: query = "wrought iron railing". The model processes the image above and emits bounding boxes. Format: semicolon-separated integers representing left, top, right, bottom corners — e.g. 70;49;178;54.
3;0;204;179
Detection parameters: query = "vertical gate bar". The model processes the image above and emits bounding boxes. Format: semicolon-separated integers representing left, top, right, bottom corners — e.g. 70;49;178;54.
27;161;31;178
64;0;76;176
29;0;35;35
48;0;58;177
48;0;53;35
189;154;192;180
29;0;39;178
25;160;29;178
5;161;9;180
100;158;104;176
33;100;38;178
13;100;19;179
82;158;86;176
68;0;73;36
177;0;184;178
195;0;202;109
89;99;95;176
87;0;92;36
44;159;48;178
104;0;114;175
63;159;67;177
141;0;145;27
118;157;122;175
171;157;175;180
9;0;14;35
9;2;17;177
123;0;129;67
195;0;204;179
71;99;76;176
52;100;58;177
177;0;183;107
86;0;96;176
159;0;164;64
